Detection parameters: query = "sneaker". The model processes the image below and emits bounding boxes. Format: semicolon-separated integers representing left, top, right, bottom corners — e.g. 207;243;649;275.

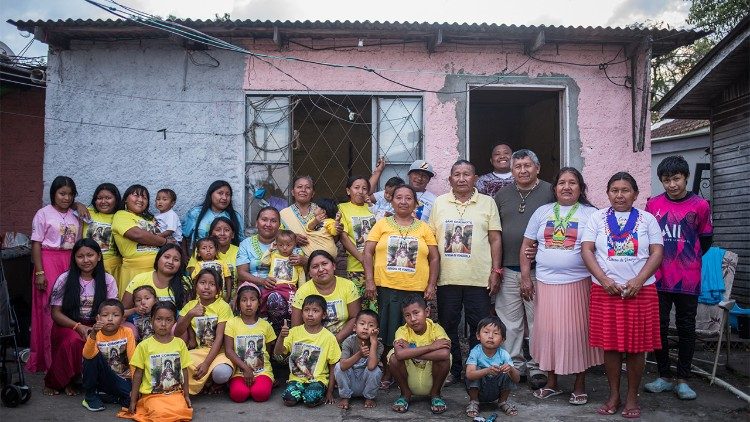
675;382;697;400
82;396;105;412
644;377;674;393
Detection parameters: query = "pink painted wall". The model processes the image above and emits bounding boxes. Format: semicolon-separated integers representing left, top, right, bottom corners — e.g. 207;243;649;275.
242;39;652;208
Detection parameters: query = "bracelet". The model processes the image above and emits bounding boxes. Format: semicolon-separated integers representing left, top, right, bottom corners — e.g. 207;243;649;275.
72;322;81;331
35;270;45;276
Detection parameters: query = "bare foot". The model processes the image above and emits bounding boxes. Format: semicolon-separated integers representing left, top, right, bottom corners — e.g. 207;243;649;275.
364;399;377;408
43;387;59;396
64;385;79;396
338;398;350;410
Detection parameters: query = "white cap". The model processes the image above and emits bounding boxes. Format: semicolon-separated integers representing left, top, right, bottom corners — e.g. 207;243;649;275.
407;160;435;177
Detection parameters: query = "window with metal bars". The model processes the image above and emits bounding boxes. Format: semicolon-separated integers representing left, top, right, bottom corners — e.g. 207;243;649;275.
245;94;423;229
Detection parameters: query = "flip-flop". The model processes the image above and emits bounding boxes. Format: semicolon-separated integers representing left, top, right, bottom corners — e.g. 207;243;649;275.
379;379;395;390
533;387;563;399
392;396;409;413
569;393;588;405
430;396;447;414
622;407;641;419
596;402;620;415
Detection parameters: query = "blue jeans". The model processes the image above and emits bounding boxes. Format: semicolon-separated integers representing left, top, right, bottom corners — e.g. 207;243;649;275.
466;373;516;402
82;353;132;407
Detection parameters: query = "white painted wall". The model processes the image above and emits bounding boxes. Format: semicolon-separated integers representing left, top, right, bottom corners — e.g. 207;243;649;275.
42;40;247;219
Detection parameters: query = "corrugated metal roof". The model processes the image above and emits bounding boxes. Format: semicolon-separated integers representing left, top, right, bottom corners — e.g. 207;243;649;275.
7;18;706;56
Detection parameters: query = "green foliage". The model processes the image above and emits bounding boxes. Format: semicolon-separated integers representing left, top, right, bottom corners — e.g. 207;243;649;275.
651;0;748;107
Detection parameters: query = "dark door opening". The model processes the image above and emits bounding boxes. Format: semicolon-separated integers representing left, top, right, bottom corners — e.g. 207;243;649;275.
469;88;561;183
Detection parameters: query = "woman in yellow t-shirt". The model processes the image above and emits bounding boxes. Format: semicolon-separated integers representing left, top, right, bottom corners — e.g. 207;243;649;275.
82;183;122;280
113;185;173;295
279;176;338;259
291;251;361;343
338;176;377;312
122;244;191;313
363;184;439;352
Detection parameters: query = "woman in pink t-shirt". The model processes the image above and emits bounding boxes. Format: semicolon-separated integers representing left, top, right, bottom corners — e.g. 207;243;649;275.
45;238;118;395
28;176;82;373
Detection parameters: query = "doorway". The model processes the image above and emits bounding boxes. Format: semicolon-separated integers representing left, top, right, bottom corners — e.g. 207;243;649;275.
468;88;563;182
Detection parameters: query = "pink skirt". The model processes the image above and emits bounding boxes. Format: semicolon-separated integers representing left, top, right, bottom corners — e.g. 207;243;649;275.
27;248;71;372
44;324;86;390
531;278;603;374
589;283;661;353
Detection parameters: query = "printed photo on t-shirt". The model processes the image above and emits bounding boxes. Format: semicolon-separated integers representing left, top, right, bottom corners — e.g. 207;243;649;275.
325;299;343;332
443;220;472;257
60;223;77;249
133;314;154;340
352;216;376;251
98;338;130;379
544;218;579;250
136;219;161;252
289;342;321;380
236;334;265;374
201;260;223;274
272;258;293;281
408;342;427;369
87;222;113;252
386;236;418;272
194;316;218;348
150;352;183;394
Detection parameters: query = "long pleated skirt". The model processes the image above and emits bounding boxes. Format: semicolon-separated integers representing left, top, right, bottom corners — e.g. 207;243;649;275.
531;277;603;375
589;283;661;353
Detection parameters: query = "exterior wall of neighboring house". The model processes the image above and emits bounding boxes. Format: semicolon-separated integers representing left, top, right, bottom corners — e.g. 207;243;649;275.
711;81;750;306
0;83;45;235
39;36;652;217
650;130;710;199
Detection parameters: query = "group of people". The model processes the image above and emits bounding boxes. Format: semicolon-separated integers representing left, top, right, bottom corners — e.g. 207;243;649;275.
27;143;712;420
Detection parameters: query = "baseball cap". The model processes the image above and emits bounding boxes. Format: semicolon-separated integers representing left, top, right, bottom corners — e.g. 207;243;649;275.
407;160;435;177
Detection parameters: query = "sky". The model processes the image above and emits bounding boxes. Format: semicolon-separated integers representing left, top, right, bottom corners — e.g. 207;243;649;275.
1;0;692;60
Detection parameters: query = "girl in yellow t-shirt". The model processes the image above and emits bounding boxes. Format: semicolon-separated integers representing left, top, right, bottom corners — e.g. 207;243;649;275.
338;176;378;312
224;282;276;403
274;295;342;407
83;183;122;281
187;237;231;300
118;301;192;421
175;268;234;395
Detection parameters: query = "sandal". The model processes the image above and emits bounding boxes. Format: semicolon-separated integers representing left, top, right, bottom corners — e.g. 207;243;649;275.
569;393;588;405
430;396;447;414
596;402;620;415
498;401;518;416
392;396;410;413
379;379;395;390
533;387;563;399
621;406;641;419
466;400;480;418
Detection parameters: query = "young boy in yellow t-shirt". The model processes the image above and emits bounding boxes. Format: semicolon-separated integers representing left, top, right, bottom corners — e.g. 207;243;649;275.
388;294;451;415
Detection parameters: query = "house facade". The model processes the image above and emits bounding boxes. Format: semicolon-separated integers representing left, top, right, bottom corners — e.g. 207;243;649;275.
9;19;700;226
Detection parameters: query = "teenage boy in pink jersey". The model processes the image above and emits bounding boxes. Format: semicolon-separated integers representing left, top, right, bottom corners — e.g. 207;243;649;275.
644;156;712;400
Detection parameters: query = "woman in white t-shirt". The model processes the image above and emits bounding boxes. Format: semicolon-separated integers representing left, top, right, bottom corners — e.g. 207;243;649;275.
520;168;603;404
581;172;663;419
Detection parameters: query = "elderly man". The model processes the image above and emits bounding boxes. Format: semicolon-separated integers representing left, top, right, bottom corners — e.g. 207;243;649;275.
429;159;502;385
370;159;437;221
476;143;514;197
494;149;554;389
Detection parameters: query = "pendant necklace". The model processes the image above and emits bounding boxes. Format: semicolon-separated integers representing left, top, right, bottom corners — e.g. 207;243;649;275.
387;216;419;241
516;180;540;213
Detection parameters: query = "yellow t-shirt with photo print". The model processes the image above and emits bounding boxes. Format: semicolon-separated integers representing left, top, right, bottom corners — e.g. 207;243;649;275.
84;208;119;258
283;325;341;385
338;202;376;272
125;271;180;303
292;276;360;335
179;298;233;348
190;259;231;280
130;336;192;394
112;210;161;258
366;218;437;292
394;318;449;368
224;316;276;381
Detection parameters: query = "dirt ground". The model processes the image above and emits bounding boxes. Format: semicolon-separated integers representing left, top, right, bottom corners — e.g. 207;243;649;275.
1;346;748;422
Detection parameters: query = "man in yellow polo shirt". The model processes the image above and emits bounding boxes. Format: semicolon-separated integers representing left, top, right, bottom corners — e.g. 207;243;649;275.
428;159;502;386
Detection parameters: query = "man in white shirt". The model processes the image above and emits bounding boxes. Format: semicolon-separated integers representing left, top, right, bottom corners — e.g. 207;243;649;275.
369;159;437;222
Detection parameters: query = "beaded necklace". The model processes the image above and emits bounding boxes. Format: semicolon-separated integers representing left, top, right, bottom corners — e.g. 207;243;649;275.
515;180;540;213
386;216;420;241
291;202;319;226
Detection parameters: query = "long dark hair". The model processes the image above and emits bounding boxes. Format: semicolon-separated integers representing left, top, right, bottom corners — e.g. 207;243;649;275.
154;244;189;307
209;216;238;246
191;180;241;250
607;172;639;193
90;183;122;213
551;167;593;207
49;176;77;206
54;238;107;322
121;184;154;220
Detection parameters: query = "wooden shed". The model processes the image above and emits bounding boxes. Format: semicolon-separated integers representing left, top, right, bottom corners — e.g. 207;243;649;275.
654;15;750;306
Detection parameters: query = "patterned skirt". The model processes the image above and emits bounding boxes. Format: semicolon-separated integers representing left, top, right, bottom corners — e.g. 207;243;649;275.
589;283;661;353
